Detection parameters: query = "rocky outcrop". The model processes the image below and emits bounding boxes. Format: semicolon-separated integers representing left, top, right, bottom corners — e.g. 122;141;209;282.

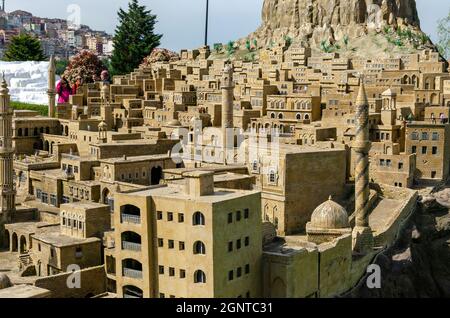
344;190;450;297
241;0;430;57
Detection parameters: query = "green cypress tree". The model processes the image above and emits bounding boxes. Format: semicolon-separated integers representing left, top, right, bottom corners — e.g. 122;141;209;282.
3;34;46;61
111;0;162;75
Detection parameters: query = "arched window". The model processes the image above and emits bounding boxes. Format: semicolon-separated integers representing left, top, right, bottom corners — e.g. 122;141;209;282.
193;241;206;255
278;113;283;119
194;270;206;283
296;113;302;120
270;112;275;119
193;212;205;226
304;114;310;120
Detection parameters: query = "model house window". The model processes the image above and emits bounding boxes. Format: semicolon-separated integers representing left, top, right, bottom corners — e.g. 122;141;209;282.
236;211;241;221
167;212;173;221
432;147;438;155
158;238;164;247
269;170;277;184
245;264;250;274
157;211;163;220
421;132;429;140
228;270;234;281
169;267;175;277
236;239;241;250
228;241;233;252
179;270;186;279
75;247;82;258
194;270;206;284
244;209;249;219
411;132;419;140
228;213;233;224
432;132;439;141
422;146;427;154
178;213;184;223
168;240;174;249
179;242;185;251
192;212;205;226
245;237;250;246
412;146;417;154
193;241;206;255
159;266;164;275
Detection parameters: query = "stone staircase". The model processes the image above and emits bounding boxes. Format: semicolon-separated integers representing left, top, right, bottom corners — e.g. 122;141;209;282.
18;253;33;271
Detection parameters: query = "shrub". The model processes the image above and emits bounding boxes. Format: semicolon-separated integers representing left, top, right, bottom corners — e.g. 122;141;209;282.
63;50;106;84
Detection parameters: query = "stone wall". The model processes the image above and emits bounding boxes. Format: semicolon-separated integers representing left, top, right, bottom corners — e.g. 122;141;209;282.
34;265;106;298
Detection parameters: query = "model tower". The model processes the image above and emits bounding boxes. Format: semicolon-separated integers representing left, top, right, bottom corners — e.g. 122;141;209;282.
221;63;234;164
47;55;56;118
352;79;374;254
0;75;15;244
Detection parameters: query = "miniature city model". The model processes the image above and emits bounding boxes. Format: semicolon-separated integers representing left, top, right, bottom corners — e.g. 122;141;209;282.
0;0;450;298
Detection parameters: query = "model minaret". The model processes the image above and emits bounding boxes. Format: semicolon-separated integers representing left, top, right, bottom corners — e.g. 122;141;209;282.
48;55;56;118
221;63;234;164
352;79;374;254
0;75;15;229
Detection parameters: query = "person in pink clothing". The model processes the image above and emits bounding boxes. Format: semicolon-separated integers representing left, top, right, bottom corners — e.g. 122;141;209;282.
56;77;72;103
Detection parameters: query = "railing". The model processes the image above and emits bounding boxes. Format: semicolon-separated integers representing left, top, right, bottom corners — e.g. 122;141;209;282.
121;214;141;224
122;241;142;252
123;268;143;279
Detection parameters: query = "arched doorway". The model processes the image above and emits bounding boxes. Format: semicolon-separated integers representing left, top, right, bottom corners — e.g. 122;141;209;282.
11;233;18;252
44;140;49;151
102;188;114;212
151;166;162;185
19;235;27;253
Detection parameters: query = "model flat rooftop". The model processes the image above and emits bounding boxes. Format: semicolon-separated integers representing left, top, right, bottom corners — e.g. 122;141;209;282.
100;154;171;164
61;201;110;210
0;285;51;298
129;184;260;203
33;231;100;247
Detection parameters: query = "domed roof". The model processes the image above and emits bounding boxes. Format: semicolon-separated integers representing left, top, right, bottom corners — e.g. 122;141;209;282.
310;196;349;229
166;119;181;126
0;273;12;290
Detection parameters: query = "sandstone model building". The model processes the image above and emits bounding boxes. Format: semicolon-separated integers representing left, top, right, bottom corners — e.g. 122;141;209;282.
0;0;448;298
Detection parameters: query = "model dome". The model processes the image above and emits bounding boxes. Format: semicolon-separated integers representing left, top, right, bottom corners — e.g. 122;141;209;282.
310;196;349;229
167;119;182;126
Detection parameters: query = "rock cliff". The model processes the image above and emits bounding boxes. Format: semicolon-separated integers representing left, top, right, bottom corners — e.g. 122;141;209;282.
240;0;433;58
344;188;450;297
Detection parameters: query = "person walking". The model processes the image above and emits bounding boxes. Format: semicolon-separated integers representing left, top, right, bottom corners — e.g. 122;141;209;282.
101;70;111;85
56;77;72;103
72;76;83;94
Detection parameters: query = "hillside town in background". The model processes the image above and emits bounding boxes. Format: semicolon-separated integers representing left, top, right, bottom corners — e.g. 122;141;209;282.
0;1;113;59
